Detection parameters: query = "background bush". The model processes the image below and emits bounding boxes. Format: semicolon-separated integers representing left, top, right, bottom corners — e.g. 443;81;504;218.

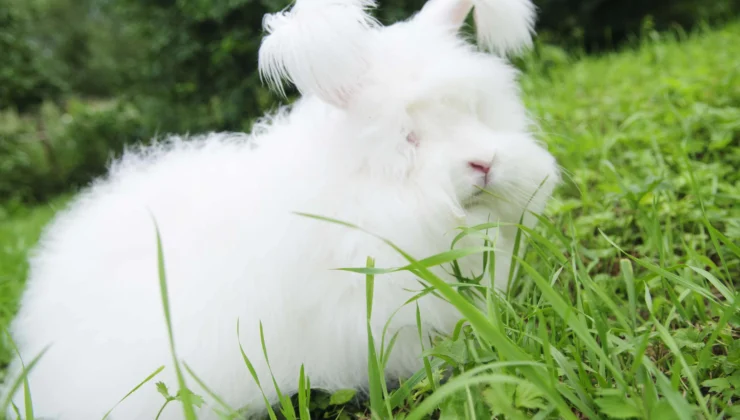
534;0;740;50
1;0;739;205
0;100;148;204
0;1;67;113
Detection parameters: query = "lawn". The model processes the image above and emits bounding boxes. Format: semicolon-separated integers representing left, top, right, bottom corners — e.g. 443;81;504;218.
1;22;739;419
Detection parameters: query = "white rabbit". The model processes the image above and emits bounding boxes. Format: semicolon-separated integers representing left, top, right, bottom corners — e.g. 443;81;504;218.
1;0;560;418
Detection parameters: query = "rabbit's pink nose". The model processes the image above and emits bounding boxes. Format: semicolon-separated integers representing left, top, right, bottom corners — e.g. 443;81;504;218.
468;161;491;175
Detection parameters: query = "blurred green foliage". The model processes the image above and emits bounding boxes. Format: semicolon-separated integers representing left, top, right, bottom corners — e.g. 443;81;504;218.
0;0;739;204
0;2;66;112
534;0;740;50
0;100;148;203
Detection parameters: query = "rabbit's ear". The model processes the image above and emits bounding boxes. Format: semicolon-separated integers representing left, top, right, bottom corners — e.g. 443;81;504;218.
417;0;474;30
258;0;379;108
416;0;536;56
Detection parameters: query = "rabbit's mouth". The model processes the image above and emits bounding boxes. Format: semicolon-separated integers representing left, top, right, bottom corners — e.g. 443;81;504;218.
470;185;489;199
461;190;485;209
462;186;503;210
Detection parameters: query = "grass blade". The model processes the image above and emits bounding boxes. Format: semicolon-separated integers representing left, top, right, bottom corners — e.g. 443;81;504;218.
102;365;165;420
297;365;311;420
1;337;49;420
365;257;391;419
151;216;197;420
652;318;711;419
415;302;437;392
258;322;296;419
236;319;277;420
183;362;238;417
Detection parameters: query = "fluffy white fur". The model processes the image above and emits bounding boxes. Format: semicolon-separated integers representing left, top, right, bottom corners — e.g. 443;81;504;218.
259;0;380;106
1;0;559;419
416;0;536;55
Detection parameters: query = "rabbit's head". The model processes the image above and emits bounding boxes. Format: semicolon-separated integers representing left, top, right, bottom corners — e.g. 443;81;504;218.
258;0;559;223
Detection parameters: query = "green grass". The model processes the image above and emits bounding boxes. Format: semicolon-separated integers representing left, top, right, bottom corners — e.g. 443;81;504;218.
0;196;71;375
1;22;739;420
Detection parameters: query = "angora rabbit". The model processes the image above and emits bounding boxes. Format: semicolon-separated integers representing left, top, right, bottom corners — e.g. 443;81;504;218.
1;0;560;418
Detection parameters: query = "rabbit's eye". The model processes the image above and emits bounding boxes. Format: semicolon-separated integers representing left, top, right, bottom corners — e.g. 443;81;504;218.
406;132;419;147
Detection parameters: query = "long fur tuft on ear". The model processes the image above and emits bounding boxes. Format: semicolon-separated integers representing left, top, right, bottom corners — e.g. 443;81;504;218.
472;0;536;56
258;0;380;108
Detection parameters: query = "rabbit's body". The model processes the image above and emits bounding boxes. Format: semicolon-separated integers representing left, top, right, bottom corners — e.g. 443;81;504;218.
1;0;561;419
2;128;460;420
